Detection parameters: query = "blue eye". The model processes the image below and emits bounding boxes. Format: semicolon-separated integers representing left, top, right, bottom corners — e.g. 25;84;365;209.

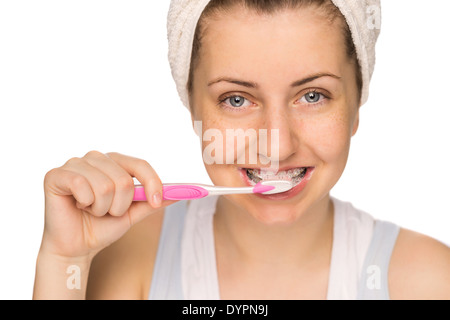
223;95;252;108
302;91;323;104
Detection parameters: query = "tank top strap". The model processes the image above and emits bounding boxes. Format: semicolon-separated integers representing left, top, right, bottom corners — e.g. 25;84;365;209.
181;196;220;299
326;197;375;300
148;200;188;300
356;220;400;300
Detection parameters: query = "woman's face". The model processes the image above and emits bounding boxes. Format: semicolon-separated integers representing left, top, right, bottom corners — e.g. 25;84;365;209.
190;5;360;225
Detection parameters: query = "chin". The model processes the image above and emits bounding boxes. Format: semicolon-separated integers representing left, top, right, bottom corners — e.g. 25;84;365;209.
224;193;307;226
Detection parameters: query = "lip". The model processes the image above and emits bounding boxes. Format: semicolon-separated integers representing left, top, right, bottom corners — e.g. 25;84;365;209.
238;167;315;201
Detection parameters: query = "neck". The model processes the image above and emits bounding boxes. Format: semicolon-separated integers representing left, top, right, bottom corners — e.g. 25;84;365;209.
213;195;334;267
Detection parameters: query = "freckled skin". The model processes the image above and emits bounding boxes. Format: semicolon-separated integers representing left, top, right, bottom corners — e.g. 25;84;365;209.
190;5;360;226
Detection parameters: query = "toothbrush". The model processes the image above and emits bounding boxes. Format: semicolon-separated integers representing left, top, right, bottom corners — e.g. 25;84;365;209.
133;180;293;201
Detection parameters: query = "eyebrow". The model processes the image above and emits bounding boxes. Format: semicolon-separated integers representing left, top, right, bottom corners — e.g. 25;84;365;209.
207;72;341;89
208;77;259;88
290;73;342;87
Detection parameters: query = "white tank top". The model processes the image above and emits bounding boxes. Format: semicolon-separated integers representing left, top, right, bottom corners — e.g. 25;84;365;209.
148;196;399;300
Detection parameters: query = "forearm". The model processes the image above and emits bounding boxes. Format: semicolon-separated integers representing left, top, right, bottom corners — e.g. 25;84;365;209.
33;251;92;300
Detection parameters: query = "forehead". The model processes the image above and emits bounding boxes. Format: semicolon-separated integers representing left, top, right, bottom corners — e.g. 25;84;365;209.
198;5;347;82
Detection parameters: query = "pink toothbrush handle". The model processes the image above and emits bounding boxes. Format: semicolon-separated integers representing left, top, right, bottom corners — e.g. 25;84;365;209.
133;185;210;201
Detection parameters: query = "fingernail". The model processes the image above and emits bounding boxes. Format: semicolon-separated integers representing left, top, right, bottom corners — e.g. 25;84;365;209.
152;192;162;208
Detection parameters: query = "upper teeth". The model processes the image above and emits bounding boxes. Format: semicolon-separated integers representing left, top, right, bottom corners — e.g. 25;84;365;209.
247;168;307;181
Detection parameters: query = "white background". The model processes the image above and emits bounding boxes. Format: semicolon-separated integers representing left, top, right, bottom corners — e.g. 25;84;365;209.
0;0;449;300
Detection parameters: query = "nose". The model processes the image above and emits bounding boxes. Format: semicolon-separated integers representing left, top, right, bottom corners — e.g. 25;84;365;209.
259;102;299;165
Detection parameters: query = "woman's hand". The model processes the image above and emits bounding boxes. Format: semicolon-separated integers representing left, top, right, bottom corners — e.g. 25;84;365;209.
40;151;174;260
34;151;176;299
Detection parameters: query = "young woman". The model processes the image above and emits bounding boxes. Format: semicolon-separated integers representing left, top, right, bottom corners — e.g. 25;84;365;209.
33;0;450;300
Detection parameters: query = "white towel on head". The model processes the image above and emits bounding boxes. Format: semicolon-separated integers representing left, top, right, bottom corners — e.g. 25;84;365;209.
330;0;381;106
167;0;381;110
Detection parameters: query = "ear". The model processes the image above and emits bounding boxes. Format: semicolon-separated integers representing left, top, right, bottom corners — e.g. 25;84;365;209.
351;107;360;137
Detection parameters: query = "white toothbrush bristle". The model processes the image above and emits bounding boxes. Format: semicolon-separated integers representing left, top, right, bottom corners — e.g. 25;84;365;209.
260;180;294;194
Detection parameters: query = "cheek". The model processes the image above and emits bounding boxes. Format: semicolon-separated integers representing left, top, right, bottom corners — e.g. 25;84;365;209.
197;113;261;166
303;113;353;164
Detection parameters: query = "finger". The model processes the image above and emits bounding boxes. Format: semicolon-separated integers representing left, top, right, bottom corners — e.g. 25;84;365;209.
44;168;94;209
83;151;134;217
119;199;179;229
63;157;115;217
106;152;163;209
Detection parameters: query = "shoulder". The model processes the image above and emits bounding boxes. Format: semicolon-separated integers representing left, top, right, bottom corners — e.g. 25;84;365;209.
389;227;450;300
86;207;166;300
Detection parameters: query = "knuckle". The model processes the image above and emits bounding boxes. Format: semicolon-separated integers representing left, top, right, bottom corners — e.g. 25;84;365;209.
44;168;57;183
150;173;162;186
116;175;134;192
97;180;115;197
84;150;104;159
136;158;151;170
43;168;59;190
105;151;119;158
136;160;158;182
70;173;88;189
64;157;82;167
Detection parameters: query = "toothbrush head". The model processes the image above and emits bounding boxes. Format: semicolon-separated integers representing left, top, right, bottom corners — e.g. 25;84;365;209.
254;180;294;195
